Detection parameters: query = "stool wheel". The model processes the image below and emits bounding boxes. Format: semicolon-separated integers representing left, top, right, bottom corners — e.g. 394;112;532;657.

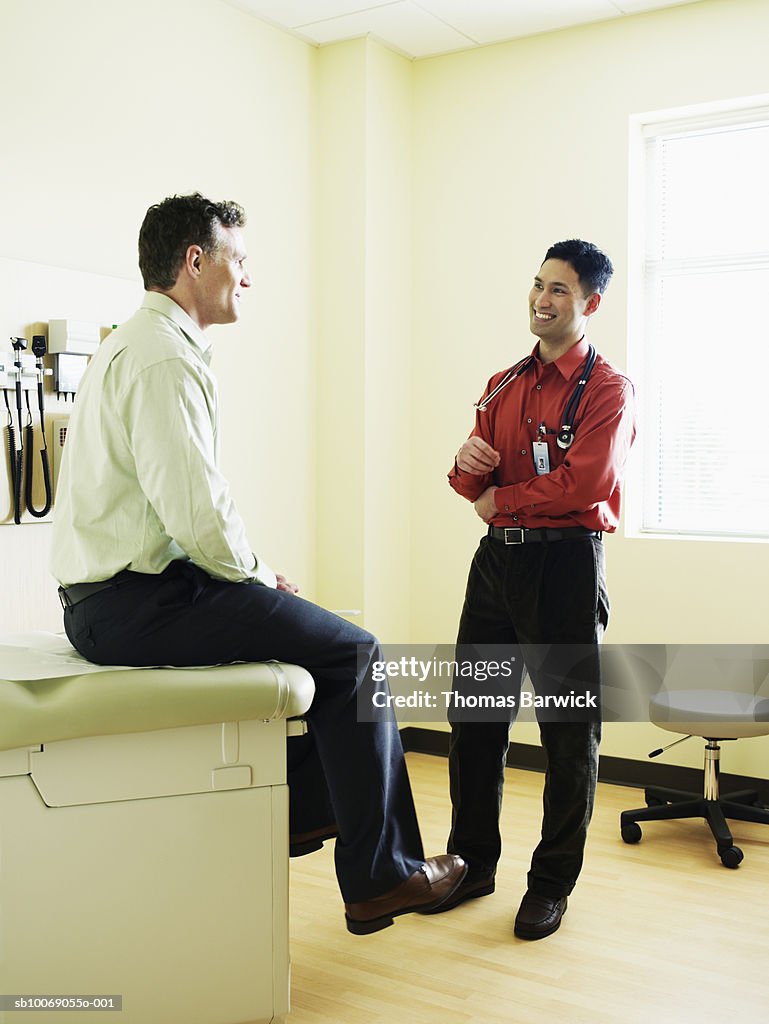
621;822;642;844
719;846;743;869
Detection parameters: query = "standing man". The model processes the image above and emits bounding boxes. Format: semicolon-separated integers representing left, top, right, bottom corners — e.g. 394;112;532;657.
51;192;465;935
429;239;635;939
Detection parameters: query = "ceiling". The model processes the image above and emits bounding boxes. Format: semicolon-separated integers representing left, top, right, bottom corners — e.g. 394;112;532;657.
223;0;703;60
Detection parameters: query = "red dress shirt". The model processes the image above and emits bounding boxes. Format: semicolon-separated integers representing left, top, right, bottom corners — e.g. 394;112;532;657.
448;338;636;532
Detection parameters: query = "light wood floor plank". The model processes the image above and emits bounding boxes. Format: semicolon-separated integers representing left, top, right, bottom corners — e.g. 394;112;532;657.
288;752;769;1024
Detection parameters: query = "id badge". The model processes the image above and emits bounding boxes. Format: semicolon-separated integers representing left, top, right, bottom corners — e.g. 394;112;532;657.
533;440;551;475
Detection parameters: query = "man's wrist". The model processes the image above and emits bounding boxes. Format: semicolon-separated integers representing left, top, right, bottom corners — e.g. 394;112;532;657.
494;486;514;515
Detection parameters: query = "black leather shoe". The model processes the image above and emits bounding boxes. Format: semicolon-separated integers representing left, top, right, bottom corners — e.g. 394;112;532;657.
417;872;495;914
345;855;467;935
289;823;338;857
514;891;567;940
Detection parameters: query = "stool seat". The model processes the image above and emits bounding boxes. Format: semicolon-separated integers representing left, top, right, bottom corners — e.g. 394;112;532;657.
650;688;769;739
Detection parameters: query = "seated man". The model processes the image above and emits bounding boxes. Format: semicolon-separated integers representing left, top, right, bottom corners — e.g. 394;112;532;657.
51;192;465;935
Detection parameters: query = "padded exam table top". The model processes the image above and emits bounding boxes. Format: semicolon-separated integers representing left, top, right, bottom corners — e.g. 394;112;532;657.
0;631;315;752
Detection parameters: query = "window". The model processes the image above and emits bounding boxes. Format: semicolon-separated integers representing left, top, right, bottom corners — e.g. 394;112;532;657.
630;99;769;540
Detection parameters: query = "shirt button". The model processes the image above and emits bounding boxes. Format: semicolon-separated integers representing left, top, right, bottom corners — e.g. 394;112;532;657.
505;504;510;511
521;449;527;455
513;515;519;521
536;384;542;391
527;417;532;424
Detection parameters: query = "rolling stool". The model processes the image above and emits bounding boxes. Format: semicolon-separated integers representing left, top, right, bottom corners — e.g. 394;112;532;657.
620;688;769;868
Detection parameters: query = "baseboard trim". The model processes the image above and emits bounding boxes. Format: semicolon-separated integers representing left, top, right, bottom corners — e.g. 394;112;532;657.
399;726;769;802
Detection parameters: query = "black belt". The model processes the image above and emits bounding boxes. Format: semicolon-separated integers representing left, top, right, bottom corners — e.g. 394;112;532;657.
487;525;601;545
58;570;135;610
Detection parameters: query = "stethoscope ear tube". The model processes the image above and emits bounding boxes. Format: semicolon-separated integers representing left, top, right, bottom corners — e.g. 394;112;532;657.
474;355;536;411
556;344;597;450
475;344;597;452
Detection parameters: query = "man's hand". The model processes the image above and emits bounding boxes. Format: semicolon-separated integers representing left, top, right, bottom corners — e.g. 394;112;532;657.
456;436;501;475
276;574;299;594
473;486;499;524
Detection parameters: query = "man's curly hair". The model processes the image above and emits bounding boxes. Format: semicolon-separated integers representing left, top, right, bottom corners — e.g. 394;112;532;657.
138;192;246;290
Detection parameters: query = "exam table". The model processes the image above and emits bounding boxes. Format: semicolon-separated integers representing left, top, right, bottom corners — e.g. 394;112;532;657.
0;632;315;1024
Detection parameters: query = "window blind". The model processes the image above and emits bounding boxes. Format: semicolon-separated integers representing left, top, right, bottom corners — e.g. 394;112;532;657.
640;107;769;539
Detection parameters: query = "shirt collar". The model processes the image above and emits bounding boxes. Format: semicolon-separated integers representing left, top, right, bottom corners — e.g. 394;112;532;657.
141;292;213;360
531;337;590;381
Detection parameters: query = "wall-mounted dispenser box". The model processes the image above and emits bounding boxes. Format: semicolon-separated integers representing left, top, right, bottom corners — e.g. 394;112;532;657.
53;353;88;394
48;320;100;356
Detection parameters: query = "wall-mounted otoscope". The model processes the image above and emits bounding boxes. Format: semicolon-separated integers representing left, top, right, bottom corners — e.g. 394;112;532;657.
25;335;53;518
3;335;53;522
9;337;27;523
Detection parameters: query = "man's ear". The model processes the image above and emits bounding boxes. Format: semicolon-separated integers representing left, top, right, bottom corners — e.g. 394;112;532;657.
584;292;601;316
184;244;204;278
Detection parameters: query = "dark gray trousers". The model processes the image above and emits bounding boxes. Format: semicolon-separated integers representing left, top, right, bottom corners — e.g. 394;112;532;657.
63;560;424;903
448;533;607;898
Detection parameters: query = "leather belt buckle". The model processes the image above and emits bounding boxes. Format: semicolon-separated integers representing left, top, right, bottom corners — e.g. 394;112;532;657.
503;527;525;545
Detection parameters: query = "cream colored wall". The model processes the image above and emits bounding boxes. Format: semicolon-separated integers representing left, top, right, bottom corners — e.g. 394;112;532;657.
0;0;316;630
410;0;769;776
315;41;367;620
362;42;413;640
315;38;413;639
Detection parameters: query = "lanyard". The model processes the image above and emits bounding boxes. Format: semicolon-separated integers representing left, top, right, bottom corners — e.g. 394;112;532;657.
474;344;597;450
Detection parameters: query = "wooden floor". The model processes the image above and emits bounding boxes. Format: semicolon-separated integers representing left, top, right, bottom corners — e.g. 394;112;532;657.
288;752;769;1024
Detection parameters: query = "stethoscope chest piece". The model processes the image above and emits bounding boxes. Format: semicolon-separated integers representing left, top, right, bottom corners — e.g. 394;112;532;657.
556;427;574;450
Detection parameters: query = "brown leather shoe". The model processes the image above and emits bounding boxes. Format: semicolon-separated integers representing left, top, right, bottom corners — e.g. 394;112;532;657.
345;855;467;935
417;871;495;914
514;891;567;940
289;824;338;858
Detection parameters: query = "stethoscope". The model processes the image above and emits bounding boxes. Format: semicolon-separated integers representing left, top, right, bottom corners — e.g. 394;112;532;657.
474;344;597;450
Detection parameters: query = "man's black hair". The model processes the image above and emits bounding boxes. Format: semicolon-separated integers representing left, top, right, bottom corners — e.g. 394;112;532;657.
543;239;613;296
138;192;246;291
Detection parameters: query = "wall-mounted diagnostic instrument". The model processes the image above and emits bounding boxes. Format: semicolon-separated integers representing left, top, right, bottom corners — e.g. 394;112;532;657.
2;334;55;523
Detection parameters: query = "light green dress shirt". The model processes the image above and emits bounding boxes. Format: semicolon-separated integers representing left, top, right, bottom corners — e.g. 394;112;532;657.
50;292;276;589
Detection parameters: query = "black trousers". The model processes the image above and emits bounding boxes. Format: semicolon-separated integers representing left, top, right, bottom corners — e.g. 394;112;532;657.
62;561;424;903
448;533;607;899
